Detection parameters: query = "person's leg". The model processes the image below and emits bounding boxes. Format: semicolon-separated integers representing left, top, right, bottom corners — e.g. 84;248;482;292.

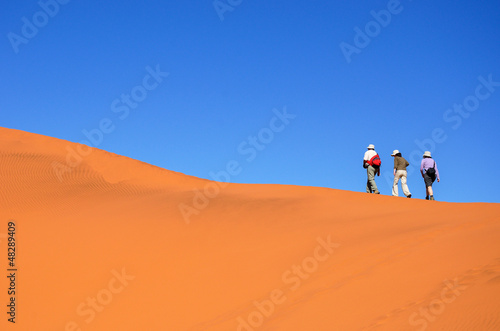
368;166;379;193
366;167;372;193
401;171;411;197
428;177;435;199
428;186;433;196
392;171;400;196
424;175;432;199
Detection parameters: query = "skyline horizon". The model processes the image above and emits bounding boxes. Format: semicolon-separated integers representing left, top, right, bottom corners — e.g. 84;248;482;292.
2;125;499;206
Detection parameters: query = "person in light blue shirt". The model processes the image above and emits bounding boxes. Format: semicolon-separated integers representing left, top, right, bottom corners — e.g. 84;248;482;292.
420;151;440;200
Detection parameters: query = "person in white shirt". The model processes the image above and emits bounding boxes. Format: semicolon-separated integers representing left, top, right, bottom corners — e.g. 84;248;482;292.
363;144;380;194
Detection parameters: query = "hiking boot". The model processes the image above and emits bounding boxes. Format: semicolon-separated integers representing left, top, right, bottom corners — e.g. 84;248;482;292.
430;196;435;201
374;191;380;194
407;194;412;198
425;196;429;200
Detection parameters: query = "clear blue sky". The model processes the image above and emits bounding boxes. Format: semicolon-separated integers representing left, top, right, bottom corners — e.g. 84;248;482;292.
2;0;500;202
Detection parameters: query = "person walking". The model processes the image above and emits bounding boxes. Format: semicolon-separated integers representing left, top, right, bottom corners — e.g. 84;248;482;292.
363;144;381;194
391;150;411;198
420;151;440;200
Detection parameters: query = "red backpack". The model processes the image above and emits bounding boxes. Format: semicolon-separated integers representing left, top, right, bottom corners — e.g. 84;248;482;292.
369;154;381;167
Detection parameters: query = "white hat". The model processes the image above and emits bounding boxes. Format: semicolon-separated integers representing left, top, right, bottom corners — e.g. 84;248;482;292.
423;151;432;157
391;150;399;156
367;144;375;149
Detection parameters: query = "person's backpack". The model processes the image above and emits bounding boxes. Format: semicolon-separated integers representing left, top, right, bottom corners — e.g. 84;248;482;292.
426;161;436;177
369;154;381;168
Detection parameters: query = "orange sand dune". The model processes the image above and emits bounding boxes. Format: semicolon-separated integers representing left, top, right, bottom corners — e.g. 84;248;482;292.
1;127;499;331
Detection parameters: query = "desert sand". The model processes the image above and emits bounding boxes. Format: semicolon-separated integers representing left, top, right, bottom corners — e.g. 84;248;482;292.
1;126;499;331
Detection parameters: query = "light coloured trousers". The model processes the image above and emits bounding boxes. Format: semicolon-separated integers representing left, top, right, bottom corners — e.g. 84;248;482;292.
392;170;411;197
366;166;379;193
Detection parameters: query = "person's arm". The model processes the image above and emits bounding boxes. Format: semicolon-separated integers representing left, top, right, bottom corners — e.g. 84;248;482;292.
420;160;424;177
363;156;369;167
393;158;397;175
435;161;440;182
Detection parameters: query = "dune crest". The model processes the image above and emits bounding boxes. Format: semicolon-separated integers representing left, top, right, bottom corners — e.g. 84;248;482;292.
0;127;499;331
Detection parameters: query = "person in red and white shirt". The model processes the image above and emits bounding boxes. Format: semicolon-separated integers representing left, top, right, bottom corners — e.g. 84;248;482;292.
363;144;380;194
